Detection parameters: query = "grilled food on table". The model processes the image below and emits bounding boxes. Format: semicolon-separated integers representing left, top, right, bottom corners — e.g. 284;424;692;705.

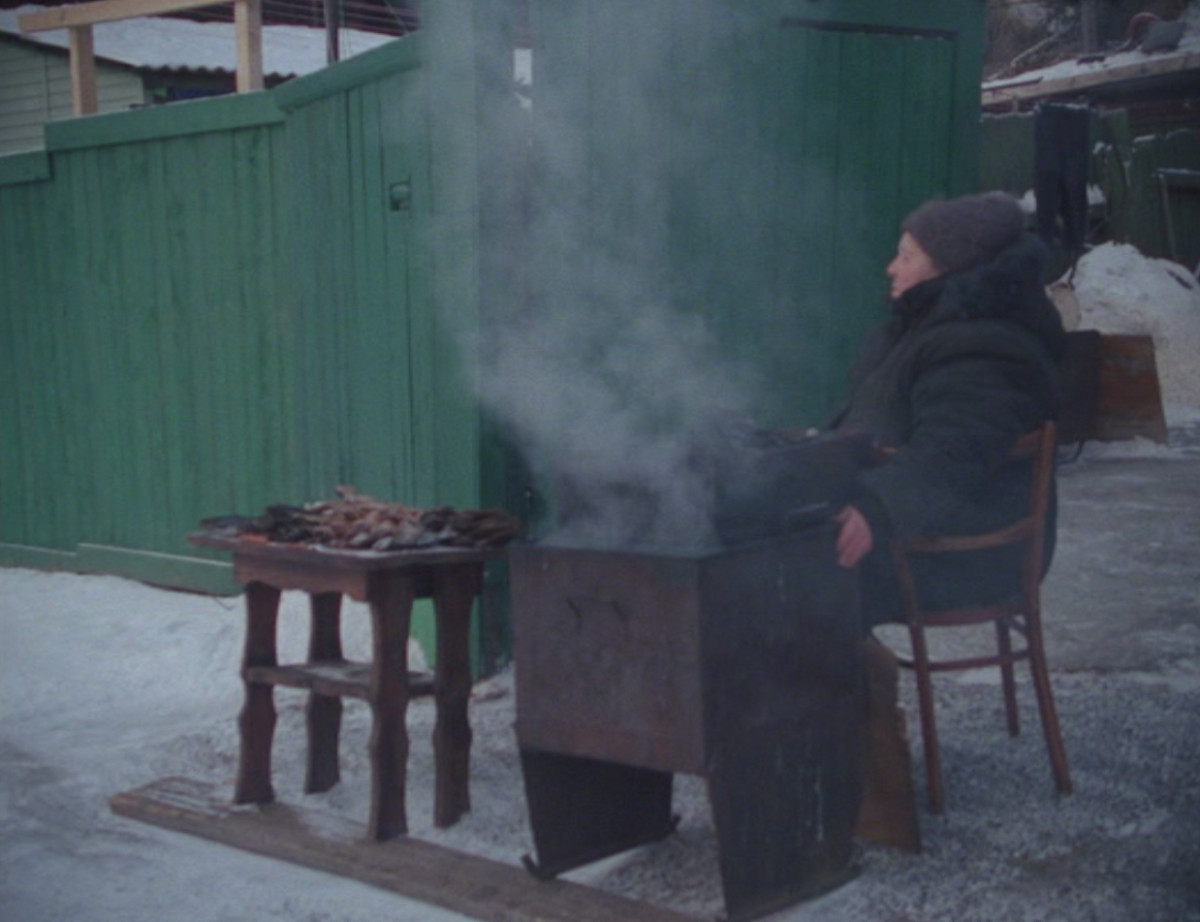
200;486;521;550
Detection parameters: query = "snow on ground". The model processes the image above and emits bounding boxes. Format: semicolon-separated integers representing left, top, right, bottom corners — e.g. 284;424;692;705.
3;490;1199;922
2;245;1199;922
2;544;1199;922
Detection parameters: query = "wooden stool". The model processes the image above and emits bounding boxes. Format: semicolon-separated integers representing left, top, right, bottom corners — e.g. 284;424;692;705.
190;534;502;840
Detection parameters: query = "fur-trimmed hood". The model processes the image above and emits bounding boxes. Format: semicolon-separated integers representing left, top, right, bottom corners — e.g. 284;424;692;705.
894;233;1067;361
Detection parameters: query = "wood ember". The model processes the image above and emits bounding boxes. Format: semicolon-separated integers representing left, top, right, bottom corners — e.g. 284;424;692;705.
199;486;522;550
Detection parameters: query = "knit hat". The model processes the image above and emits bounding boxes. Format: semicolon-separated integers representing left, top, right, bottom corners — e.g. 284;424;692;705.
901;192;1024;275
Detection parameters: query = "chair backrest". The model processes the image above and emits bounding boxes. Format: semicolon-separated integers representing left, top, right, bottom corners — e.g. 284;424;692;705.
897;421;1057;556
1008;420;1057;594
891;420;1058;616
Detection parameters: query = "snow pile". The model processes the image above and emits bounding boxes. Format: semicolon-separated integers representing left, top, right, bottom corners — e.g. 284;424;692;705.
1055;242;1200;424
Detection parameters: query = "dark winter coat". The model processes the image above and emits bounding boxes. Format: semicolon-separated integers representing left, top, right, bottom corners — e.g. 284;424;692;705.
828;234;1067;625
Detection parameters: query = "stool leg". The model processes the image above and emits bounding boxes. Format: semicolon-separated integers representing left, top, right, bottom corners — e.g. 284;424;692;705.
305;592;344;794
366;571;414;841
1027;611;1073;796
996;618;1020;737
432;564;479;828
235;581;281;805
908;621;945;814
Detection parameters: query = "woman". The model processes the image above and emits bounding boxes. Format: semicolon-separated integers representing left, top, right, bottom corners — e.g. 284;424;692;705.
833;192;1067;847
829;191;1067;625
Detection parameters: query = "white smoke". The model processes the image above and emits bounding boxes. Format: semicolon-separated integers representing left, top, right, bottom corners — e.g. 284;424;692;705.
462;6;808;547
476;279;754;546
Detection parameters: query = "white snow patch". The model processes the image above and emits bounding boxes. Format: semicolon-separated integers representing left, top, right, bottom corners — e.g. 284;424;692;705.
1056;242;1200;426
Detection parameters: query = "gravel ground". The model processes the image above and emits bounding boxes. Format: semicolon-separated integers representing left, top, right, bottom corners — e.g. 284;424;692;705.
2;444;1198;922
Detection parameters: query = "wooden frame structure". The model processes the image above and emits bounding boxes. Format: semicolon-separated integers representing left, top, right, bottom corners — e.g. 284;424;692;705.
982;49;1200;112
19;0;264;116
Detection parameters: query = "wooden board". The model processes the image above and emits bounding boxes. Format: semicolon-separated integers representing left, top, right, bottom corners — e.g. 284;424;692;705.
1095;334;1168;444
1057;331;1168;445
982;51;1200;111
109;777;701;922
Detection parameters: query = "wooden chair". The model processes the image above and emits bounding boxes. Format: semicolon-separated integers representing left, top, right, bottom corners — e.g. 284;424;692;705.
886;420;1072;813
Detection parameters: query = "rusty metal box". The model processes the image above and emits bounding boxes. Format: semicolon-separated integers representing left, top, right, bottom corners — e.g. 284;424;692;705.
510;527;864;921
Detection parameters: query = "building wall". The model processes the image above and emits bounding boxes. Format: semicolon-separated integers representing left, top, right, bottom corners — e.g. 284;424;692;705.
0;36;147;155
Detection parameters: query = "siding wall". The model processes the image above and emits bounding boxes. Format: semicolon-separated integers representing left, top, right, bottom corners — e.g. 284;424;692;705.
0;36;146;155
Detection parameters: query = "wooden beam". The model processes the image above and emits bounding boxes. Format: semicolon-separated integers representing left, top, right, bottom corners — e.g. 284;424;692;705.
235;0;264;92
19;0;271;114
1080;0;1100;54
110;776;704;922
983;52;1200;109
69;25;98;115
19;0;220;32
324;0;340;64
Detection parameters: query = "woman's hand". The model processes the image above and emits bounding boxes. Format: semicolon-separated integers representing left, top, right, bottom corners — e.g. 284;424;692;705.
835;505;874;568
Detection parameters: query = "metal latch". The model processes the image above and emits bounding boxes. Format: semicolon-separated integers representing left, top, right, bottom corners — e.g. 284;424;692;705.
389;180;411;211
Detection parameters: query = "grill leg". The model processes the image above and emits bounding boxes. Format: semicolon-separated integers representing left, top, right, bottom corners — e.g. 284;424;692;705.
519;749;676;878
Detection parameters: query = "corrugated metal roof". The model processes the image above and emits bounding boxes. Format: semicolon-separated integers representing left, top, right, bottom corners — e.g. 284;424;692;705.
0;3;395;78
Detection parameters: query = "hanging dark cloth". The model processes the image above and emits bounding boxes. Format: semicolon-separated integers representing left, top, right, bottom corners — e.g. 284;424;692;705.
1034;103;1091;254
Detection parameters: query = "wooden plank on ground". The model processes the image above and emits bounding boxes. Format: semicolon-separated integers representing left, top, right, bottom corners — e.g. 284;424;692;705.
109;777;701;922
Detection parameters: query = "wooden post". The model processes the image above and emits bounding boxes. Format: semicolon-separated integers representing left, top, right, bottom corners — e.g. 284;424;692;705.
19;0;268;117
1081;0;1100;54
69;25;98;115
234;0;264;92
324;0;340;64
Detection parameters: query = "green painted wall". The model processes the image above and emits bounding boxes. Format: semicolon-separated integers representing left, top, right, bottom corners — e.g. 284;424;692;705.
0;98;293;587
0;7;518;579
526;0;985;430
981;113;1200;272
1;0;985;668
1120;129;1200;270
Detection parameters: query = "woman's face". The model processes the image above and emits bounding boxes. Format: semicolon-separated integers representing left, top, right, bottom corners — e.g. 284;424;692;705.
886;232;942;299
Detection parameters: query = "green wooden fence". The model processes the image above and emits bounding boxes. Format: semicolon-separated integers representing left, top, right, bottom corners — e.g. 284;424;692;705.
1115;129;1200;271
1;0;986;669
982;113;1200;273
526;0;984;430
0;2;519;600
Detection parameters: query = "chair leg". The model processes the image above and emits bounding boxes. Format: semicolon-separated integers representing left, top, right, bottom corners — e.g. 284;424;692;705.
1026;614;1073;796
995;619;1020;737
908;621;945;814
